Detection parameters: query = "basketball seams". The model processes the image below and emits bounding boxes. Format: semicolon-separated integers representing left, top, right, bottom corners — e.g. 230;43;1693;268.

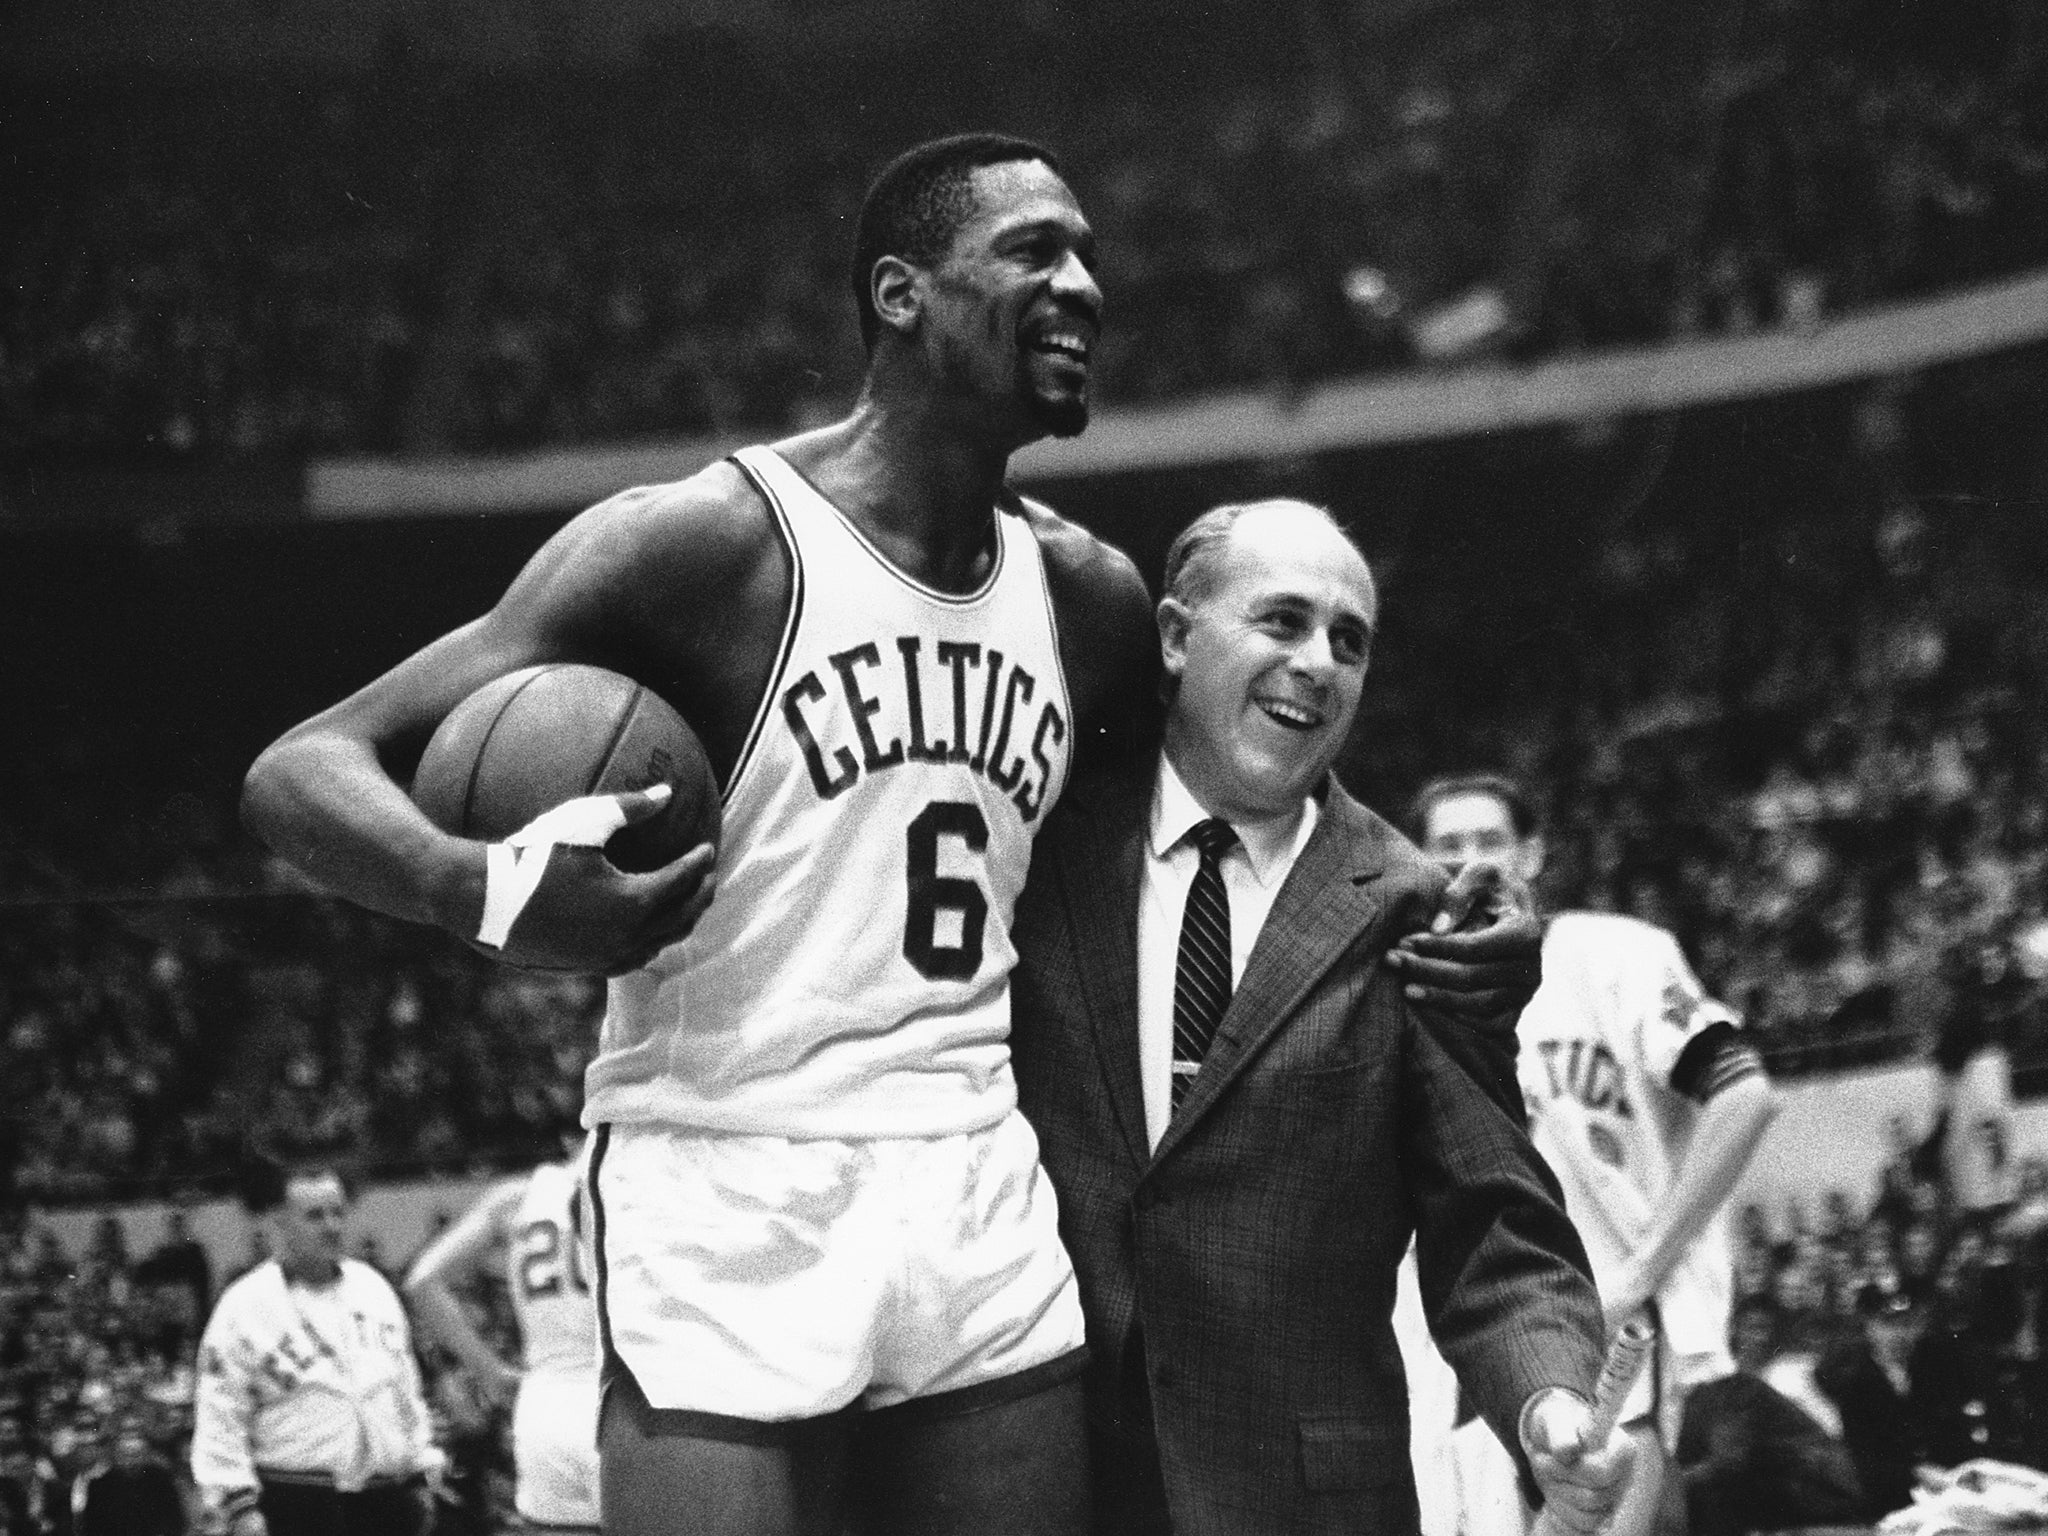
463;666;556;835
412;661;715;870
585;683;648;798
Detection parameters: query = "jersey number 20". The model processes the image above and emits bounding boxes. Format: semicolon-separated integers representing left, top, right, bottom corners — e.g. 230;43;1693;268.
516;1218;589;1300
904;801;988;980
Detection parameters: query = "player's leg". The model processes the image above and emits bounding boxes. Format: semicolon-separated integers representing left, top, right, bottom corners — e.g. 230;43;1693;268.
1604;1422;1668;1536
847;1114;1094;1534
587;1125;884;1534
1449;1410;1533;1536
1395;1244;1464;1536
599;1368;853;1536
846;1372;1088;1536
511;1370;602;1534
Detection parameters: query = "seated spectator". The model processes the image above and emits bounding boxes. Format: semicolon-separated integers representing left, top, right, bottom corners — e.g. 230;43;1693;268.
71;1412;184;1536
1817;1284;1929;1519
1911;1223;2017;1468
1677;1296;1865;1536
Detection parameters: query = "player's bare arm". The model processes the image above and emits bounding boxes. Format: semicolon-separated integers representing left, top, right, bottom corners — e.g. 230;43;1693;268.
1604;1059;1777;1323
404;1178;526;1410
241;461;791;972
1024;501;1160;771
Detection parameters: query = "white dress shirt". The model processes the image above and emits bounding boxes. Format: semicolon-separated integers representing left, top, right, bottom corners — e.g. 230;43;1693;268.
1136;754;1318;1149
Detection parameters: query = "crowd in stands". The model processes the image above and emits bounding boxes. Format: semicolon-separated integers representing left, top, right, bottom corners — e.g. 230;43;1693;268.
0;900;598;1203
1705;1131;2048;1523
4;0;2046;464
0;1211;205;1533
0;1198;523;1534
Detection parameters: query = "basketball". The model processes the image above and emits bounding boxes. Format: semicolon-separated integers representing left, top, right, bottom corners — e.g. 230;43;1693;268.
411;664;719;872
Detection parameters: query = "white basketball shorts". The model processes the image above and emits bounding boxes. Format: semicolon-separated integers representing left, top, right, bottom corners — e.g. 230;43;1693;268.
512;1368;600;1529
588;1111;1087;1429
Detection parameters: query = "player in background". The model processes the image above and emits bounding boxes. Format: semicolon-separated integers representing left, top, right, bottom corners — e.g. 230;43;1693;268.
1401;773;1780;1536
242;134;1537;1536
405;1138;599;1534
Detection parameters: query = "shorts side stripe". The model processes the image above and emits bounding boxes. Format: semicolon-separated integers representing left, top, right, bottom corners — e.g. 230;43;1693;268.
586;1123;617;1367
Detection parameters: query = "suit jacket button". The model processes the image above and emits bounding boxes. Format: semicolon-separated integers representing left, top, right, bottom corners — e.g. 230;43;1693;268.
1134;1187;1157;1212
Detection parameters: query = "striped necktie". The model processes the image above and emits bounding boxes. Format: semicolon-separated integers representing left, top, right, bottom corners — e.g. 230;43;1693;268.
1171;817;1238;1114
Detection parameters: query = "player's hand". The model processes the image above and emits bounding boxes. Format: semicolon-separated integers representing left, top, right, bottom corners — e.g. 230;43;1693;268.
1522;1390;1636;1536
227;1510;269;1536
471;787;718;974
416;1472;443;1533
1385;859;1542;1028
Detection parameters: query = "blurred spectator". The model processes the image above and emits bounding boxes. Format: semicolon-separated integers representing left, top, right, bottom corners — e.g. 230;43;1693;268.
136;1208;212;1333
1816;1284;1928;1517
72;1412;184;1536
1676;1296;1865;1536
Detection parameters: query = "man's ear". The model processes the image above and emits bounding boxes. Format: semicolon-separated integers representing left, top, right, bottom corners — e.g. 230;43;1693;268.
1518;834;1547;888
871;255;922;341
1157;597;1192;681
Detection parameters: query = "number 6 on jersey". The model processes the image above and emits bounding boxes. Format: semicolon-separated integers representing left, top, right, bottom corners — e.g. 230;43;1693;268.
904;800;990;980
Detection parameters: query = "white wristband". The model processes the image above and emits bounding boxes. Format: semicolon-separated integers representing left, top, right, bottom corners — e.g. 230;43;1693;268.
478;840;550;949
474;790;660;950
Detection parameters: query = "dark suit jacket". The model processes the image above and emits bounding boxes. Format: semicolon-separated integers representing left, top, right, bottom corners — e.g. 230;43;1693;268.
1010;764;1605;1536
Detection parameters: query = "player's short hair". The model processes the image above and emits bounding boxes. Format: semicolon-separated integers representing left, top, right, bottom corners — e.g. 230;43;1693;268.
1408;772;1540;843
238;1150;352;1215
851;132;1062;351
1161;499;1361;610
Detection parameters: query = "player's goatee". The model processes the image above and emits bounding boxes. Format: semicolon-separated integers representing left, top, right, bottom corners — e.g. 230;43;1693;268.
1034;393;1089;438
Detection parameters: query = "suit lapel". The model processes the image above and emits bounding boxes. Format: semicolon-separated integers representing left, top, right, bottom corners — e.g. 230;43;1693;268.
1150;784;1392;1165
1053;768;1154;1167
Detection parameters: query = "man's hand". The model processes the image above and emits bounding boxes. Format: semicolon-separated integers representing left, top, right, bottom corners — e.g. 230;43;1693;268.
1386;859;1542;1025
227;1509;268;1536
470;787;718;975
1522;1390;1637;1536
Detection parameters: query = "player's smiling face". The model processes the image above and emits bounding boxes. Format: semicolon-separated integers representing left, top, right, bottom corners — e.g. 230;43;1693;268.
1161;504;1375;823
924;159;1102;442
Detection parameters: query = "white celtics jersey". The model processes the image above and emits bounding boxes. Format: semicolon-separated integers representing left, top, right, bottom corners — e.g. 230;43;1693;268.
508;1161;597;1379
1518;911;1739;1362
585;446;1074;1139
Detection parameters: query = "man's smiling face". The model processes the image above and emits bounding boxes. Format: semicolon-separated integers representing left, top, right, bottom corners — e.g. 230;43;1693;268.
920;158;1102;442
1160;502;1376;823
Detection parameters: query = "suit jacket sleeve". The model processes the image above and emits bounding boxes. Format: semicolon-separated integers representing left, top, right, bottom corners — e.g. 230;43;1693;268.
1400;995;1604;1463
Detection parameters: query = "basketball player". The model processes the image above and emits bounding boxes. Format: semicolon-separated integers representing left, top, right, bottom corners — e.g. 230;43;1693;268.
405;1139;599;1533
1402;774;1780;1536
243;135;1534;1536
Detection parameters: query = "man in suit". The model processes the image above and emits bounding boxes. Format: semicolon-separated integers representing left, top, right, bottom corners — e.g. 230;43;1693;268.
1010;499;1631;1536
